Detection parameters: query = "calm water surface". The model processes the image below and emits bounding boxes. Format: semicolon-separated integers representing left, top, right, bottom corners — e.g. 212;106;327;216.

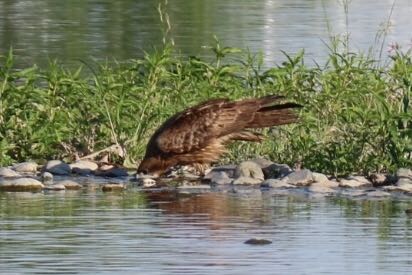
0;0;411;67
1;187;412;274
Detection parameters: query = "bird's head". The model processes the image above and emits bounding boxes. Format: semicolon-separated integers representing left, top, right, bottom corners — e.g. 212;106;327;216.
137;156;168;178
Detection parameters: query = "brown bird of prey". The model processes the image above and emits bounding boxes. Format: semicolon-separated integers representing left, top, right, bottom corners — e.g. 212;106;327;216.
137;95;301;177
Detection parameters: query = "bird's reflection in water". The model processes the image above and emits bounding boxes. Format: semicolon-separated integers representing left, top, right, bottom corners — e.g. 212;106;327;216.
142;189;274;230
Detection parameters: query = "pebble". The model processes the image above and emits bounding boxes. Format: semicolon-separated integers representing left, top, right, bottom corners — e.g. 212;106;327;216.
0;167;20;178
44;160;71;175
0;177;44;192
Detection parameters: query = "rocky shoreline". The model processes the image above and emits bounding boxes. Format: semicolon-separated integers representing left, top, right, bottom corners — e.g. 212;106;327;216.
1;158;412;198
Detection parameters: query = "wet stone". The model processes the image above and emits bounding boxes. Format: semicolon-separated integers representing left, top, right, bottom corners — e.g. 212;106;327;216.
0;177;44;192
94;166;128;177
234;161;264;181
209;171;232;185
366;190;391;197
339;176;372;188
12;162;38;173
44;184;66;191
396;168;412;180
312;172;329;184
58;180;82;190
261;179;295;188
0;167;20;178
102;183;126;192
70;160;98;175
285;169;313;186
308;182;335;193
244;238;272;245
232;176;262;185
369;173;396;187
44;160;71;175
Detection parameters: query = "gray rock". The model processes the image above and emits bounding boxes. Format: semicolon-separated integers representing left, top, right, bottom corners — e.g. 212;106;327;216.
12;161;38;173
339;176;372;188
309;182;335;193
312;172;329;184
367;190;391;197
396;168;412;179
44;160;71;175
234;161;264;181
0;167;20;178
70;160;98;175
204;165;237;179
102;183;126;192
41;172;54;185
58;180;82;190
0;177;44;192
209;171;232;185
94;166;128;177
383;178;412;193
285;169;313;186
261;178;295;188
44;183;66;191
263;163;292;179
232;176;262;185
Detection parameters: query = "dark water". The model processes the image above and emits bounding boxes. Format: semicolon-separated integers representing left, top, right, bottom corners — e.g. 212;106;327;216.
1;188;412;274
0;0;411;68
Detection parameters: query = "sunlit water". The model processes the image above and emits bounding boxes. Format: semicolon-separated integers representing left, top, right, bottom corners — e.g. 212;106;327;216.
0;0;411;68
1;187;412;274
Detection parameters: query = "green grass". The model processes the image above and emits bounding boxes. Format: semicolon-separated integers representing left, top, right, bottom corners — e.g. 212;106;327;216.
0;39;411;177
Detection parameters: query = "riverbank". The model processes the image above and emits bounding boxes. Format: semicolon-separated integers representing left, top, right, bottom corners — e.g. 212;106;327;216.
1;42;412;176
1;158;412;200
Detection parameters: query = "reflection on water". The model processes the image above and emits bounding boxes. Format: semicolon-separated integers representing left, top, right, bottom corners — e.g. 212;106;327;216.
0;0;411;68
1;189;412;274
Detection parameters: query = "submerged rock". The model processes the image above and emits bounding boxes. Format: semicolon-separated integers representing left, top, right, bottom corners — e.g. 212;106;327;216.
44;183;66;191
366;190;391;197
102;183;126;192
0;178;44;192
339;176;372;188
12;161;38;173
234;161;265;181
70;160;98;175
44;160;71;175
0;167;20;178
244;238;272;245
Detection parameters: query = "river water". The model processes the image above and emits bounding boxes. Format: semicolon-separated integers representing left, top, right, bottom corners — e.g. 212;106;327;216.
0;0;411;68
1;187;412;274
1;0;412;274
